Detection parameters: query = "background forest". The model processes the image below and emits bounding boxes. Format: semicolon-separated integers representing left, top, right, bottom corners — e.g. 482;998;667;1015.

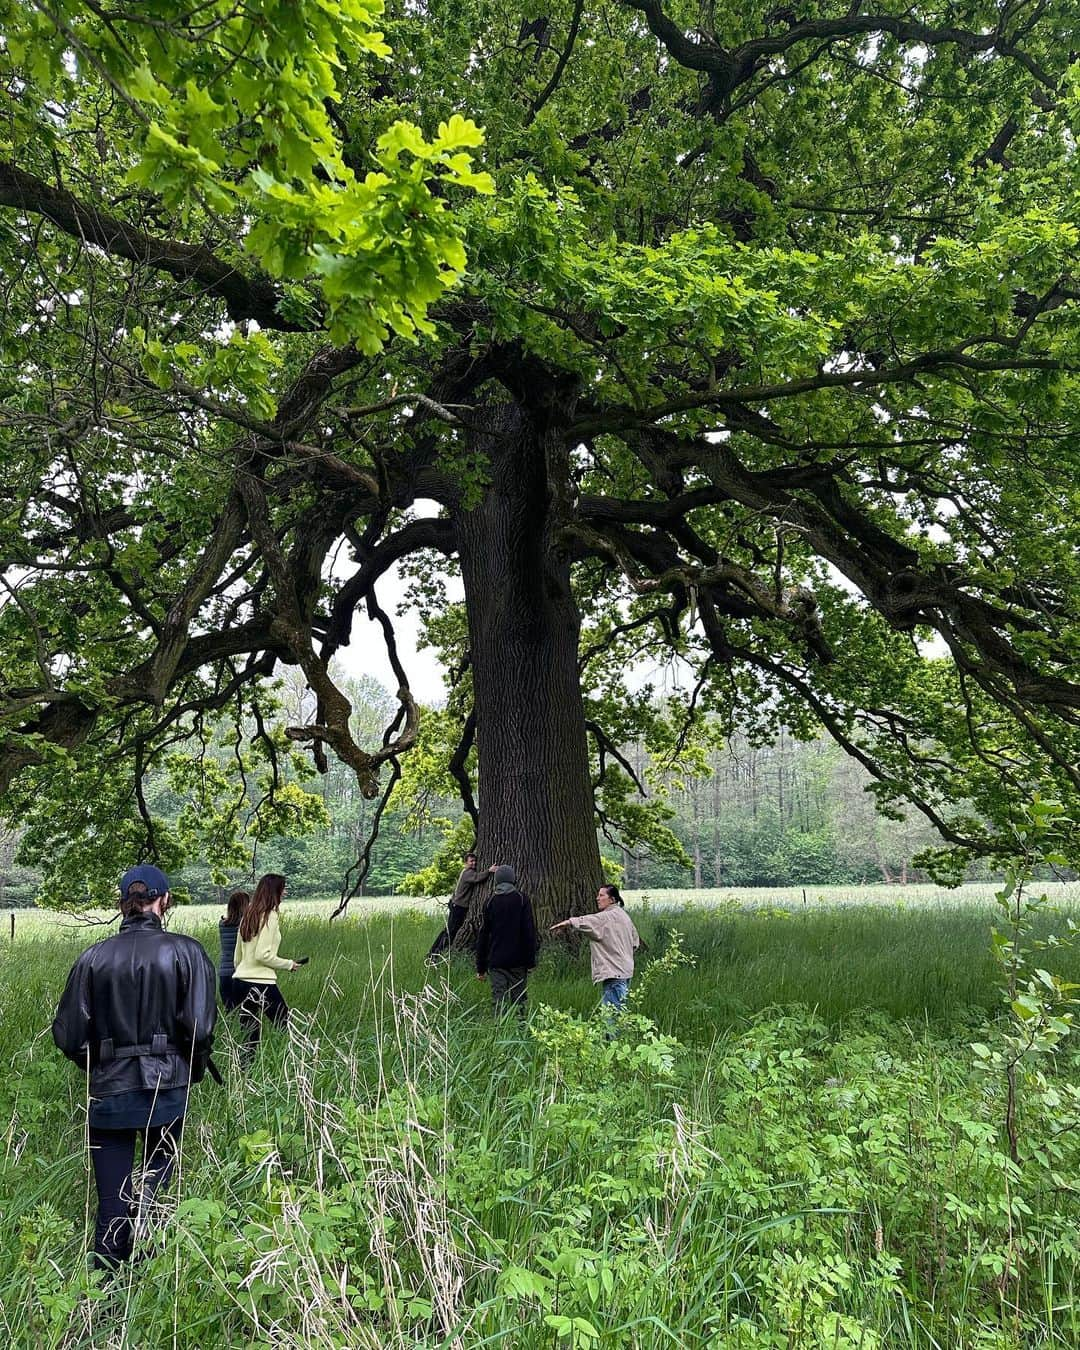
0;667;993;908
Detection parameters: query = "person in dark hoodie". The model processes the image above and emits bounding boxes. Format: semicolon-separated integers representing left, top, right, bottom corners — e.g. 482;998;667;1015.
52;864;217;1268
475;864;538;1015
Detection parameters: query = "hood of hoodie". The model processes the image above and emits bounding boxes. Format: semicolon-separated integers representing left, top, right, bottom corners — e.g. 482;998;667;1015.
492;864;517;893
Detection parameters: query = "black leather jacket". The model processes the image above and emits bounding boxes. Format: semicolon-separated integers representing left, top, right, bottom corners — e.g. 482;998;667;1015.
52;910;217;1098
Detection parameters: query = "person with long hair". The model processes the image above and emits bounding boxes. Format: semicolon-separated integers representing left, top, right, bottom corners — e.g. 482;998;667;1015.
231;873;300;1048
550;883;640;1012
218;889;249;1011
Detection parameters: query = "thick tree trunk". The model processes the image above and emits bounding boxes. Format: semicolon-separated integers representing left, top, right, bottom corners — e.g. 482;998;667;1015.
455;403;601;930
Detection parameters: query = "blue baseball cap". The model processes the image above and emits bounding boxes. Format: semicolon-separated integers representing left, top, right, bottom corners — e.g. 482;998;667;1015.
119;864;170;901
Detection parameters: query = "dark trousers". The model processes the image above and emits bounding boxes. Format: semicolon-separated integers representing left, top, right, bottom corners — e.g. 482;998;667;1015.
489;966;528;1015
89;1120;182;1265
428;903;468;958
219;975;242;1010
233;980;289;1048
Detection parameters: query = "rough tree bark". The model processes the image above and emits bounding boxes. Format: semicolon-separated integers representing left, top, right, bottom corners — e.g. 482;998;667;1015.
455;401;602;930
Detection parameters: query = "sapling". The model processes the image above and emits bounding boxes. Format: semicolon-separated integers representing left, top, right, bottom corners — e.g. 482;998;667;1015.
972;797;1078;1167
970;797;1078;1324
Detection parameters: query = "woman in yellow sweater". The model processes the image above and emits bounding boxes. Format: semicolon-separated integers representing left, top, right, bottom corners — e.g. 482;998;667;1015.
232;873;300;1048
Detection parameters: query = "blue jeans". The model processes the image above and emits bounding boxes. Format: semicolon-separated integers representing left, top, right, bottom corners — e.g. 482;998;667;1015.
601;978;630;1010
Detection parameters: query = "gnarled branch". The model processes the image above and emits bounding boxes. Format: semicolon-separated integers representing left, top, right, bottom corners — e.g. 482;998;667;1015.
0;162;308;330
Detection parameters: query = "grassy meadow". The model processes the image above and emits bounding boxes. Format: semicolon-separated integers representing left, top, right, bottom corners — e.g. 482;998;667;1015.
3;887;1080;1347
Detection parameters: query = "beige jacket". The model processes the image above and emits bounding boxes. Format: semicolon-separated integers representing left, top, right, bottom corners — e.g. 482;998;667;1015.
568;906;640;982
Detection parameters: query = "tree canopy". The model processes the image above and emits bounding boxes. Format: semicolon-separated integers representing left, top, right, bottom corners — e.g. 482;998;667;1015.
4;0;1080;915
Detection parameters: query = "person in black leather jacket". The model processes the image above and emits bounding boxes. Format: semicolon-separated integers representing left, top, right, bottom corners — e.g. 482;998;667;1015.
52;864;217;1267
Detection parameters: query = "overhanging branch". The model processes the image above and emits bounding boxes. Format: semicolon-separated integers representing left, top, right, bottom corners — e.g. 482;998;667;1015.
621;0;1059;97
0;162;309;330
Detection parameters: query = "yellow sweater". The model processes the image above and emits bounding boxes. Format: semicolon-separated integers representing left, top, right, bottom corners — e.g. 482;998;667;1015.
233;911;293;984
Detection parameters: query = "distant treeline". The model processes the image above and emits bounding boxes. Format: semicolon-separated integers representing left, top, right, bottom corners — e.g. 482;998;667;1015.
2;683;1031;906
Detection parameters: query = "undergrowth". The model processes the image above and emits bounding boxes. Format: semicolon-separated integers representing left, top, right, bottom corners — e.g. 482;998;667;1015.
3;903;1080;1346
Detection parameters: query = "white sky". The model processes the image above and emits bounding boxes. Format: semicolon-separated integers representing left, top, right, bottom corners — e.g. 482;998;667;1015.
331;557;462;706
328;522;950;707
328;552;689;705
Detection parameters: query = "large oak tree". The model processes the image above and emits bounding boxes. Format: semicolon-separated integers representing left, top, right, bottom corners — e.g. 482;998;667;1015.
4;0;1080;918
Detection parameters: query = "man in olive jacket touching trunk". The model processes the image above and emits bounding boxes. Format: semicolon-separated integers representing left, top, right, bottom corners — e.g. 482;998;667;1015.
427;851;485;962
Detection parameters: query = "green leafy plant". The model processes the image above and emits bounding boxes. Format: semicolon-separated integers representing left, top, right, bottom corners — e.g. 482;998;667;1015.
973;797;1079;1166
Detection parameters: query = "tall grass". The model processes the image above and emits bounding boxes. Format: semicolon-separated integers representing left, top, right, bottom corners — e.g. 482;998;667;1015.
2;901;1080;1346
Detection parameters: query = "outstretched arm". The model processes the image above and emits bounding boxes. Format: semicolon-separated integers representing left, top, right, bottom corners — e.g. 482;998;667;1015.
552;915;603;940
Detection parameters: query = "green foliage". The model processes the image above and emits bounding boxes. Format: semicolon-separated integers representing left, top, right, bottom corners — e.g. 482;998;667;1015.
7;900;1080;1345
399;816;476;897
6;0;1080;914
137;326;284;420
596;764;689;870
2;0;490;352
625;923;696;1004
392;707;474;834
973;797;1080;1172
14;700;332;903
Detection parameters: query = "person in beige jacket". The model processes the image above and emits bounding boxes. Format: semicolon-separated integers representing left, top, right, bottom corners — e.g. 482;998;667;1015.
550;884;640;1011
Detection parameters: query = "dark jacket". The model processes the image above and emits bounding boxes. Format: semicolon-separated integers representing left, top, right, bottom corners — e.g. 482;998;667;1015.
218;920;239;980
476;890;538;974
52;910;217;1099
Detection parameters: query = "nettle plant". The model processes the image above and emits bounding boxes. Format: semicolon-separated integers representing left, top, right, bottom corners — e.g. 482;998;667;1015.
973;797;1080;1169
